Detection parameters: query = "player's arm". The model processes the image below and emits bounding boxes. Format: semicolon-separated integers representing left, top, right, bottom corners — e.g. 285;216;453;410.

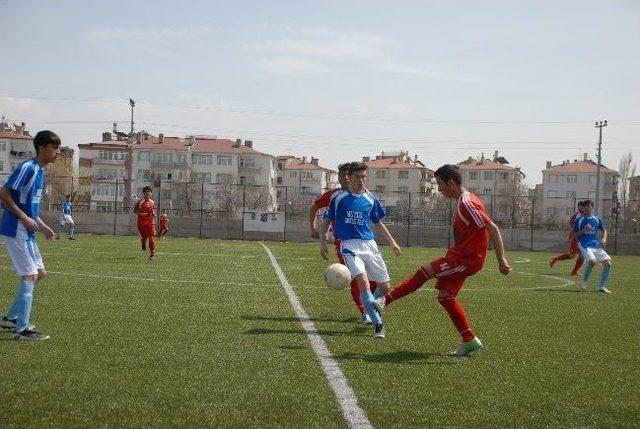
487;221;511;275
36;217;55;240
373;221;402;256
0;186;38;231
309;203;322;239
318;217;331;260
599;220;608;247
133;201;140;215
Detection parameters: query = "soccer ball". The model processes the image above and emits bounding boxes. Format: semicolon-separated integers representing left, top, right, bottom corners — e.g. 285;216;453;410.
324;263;351;290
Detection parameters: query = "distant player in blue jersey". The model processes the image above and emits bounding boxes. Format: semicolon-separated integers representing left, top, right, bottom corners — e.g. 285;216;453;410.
56;194;76;240
319;162;402;338
0;130;61;340
573;199;612;293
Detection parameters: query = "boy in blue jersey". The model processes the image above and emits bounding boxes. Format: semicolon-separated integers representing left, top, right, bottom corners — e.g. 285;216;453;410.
56;194;76;240
0;130;60;340
319;162;402;338
573;199;612;293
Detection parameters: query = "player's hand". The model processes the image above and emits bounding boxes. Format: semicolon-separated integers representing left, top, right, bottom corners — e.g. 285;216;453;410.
499;259;511;275
391;241;402;256
20;217;38;232
601;238;607;247
320;242;329;260
311;228;320;239
42;226;56;240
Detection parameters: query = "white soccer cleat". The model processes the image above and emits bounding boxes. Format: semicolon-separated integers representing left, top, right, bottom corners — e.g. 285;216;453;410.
452;337;483;357
361;313;372;325
373;296;386;312
598;287;612;294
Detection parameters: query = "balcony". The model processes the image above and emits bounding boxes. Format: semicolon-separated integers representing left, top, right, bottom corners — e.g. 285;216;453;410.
93;157;126;166
239;166;262;175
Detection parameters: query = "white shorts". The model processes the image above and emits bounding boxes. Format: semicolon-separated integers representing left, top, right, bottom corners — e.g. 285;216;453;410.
340;239;390;283
60;214;74;225
2;234;45;276
579;245;611;264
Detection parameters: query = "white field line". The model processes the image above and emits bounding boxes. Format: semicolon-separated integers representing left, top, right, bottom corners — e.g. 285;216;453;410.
260;242;373;429
0;266;266;287
514;257;531;263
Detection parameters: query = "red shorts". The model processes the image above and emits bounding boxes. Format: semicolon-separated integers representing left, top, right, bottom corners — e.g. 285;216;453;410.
569;238;579;254
138;225;156;239
430;254;483;297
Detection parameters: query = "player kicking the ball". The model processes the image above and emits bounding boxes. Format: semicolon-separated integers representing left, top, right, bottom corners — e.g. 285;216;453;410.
374;164;511;355
319;162;401;339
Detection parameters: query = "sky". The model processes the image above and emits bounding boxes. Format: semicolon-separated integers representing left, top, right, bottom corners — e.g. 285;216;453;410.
1;0;638;185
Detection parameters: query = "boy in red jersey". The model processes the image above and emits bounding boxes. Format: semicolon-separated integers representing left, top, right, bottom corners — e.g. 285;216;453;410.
159;209;169;239
133;186;157;259
374;164;511;356
310;162;376;324
549;201;584;275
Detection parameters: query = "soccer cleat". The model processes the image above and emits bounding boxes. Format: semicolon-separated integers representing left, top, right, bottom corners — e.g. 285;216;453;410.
361;313;372;324
69;236;76;240
373;296;386;313
13;328;50;341
580;282;588;291
142;242;146;251
374;324;385;339
149;253;155;260
598;287;612;294
452;337;483;357
570;270;581;276
549;257;557;268
1;317;17;330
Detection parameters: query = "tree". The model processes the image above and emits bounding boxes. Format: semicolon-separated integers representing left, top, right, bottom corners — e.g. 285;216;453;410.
618;153;636;208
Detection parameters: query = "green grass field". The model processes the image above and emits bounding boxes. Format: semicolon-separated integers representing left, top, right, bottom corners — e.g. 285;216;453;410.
1;235;638;428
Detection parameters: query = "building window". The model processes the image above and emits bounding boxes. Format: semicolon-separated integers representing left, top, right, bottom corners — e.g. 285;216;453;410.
176;153;186;164
375;170;386;179
289;171;298;179
566;207;573;216
398;186;408;193
484;188;492;195
547;190;557;198
0;161;3;172
216;173;232;183
549;174;558;183
302;171;314;180
138;151;150;161
588;191;596;199
469;171;478;181
276;190;282;198
566;190;576;198
192;154;212;165
567;175;577;183
500;172;509;181
240;157;255;168
545;207;556;218
217;155;232;166
377;185;386;193
0;142;6;151
484;171;494;180
194;172;212;183
398;170;409;180
154;152;172;163
588;175;597;184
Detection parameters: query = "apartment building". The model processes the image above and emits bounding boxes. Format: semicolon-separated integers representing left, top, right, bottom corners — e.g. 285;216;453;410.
0;121;33;179
363;151;433;207
275;155;338;208
456;151;526;221
78;131;277;213
539;154;619;224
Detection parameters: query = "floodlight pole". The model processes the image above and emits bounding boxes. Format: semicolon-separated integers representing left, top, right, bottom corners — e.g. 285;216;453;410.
594;120;607;215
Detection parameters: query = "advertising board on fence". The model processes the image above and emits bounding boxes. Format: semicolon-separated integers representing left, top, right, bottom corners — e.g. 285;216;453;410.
243;210;285;233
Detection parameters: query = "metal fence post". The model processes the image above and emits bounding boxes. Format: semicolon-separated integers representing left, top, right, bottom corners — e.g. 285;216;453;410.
530;196;535;251
283;186;288;242
199;180;204;239
241;184;246;240
406;192;411;247
113;177;118;236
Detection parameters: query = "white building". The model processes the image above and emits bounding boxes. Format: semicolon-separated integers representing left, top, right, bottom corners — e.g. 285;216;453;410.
275;155;338;207
0;121;33;179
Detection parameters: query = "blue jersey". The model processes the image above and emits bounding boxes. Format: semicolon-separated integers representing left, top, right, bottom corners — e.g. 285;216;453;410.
574;215;604;249
323;190;385;241
0;159;45;240
59;200;73;215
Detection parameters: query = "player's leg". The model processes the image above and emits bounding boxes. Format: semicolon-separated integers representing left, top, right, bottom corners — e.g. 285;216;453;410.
596;251;612;293
337;243;369;321
363;243;392;338
580;247;597;290
56;219;63;239
436;279;483;356
570;255;584;276
68;218;76;239
148;227;157;259
375;259;436;310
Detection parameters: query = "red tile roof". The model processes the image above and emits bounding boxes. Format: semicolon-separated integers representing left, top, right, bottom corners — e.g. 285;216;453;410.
0;131;32;140
364;158;424;170
544;160;617;174
457;159;519;171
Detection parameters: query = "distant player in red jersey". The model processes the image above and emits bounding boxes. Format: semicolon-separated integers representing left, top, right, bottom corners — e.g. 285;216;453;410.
159;209;169;239
133;186;157;259
373;164;511;356
310;162;376;324
549;201;584;275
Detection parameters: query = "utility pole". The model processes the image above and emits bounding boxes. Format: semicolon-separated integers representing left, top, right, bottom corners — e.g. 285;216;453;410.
594;120;607;215
129;98;135;135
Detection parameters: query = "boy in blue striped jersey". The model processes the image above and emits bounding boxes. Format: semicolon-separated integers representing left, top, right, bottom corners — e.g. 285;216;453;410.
0;130;61;340
573;199;612;293
319;162;402;338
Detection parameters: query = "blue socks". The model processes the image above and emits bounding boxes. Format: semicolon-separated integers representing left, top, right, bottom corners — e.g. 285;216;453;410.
598;265;611;290
582;263;595;284
360;289;382;325
10;280;35;332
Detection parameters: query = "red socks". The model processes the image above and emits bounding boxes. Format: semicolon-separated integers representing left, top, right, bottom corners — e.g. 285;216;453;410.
555;253;572;261
438;296;474;341
571;256;584;275
386;267;429;306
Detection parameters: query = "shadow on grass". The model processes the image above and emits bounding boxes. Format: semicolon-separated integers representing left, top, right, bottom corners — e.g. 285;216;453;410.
245;327;364;337
335;349;454;365
241;314;360;324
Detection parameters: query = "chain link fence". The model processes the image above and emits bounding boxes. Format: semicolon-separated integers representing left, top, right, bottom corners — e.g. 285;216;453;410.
1;172;638;254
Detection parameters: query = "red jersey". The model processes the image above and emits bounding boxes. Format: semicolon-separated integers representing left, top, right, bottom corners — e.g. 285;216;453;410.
160;214;169;228
135;198;156;227
568;212;581;237
313;187;342;210
447;191;492;265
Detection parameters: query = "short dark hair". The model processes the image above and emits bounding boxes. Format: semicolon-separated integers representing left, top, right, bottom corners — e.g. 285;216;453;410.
577;200;585;207
143;186;152;193
338;163;351;173
65;194;71;199
33;130;61;152
347;162;367;174
434;164;462;185
582;199;594;207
